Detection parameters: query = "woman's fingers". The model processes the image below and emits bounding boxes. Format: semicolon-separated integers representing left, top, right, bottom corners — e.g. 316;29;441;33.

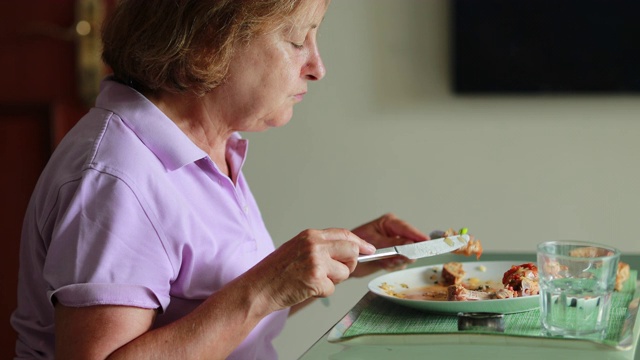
253;228;374;307
380;213;429;242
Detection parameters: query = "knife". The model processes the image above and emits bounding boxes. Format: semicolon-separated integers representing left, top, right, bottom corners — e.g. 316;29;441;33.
357;234;470;262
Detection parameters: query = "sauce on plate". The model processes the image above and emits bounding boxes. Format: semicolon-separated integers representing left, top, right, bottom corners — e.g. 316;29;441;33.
393;279;504;301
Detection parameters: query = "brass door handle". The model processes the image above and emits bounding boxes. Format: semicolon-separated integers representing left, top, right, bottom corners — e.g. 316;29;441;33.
26;0;106;105
75;0;106;105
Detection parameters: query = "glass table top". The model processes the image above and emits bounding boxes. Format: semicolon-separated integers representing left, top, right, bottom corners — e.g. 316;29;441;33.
298;253;640;360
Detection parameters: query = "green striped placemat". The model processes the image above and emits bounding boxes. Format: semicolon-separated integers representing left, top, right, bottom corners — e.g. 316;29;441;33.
342;270;637;347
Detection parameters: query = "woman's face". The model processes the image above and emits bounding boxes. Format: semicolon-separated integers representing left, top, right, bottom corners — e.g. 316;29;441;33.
208;0;328;132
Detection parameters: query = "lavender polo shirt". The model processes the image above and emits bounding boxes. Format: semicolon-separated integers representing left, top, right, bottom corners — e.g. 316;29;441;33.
11;79;287;359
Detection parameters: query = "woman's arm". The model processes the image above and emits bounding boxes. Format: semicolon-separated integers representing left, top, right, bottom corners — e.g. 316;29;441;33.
55;228;375;359
55;273;273;360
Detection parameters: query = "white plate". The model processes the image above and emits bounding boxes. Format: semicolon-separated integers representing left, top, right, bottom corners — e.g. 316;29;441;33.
368;260;540;314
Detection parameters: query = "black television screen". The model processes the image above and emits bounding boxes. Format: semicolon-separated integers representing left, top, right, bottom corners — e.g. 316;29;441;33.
452;0;640;94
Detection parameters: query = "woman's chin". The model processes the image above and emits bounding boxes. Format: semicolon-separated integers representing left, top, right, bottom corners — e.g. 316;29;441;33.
268;111;294;128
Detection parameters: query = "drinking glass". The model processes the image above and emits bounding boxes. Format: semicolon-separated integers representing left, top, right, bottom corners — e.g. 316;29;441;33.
537;240;620;339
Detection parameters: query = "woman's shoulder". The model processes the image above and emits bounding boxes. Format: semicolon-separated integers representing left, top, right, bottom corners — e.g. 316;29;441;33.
51;107;162;181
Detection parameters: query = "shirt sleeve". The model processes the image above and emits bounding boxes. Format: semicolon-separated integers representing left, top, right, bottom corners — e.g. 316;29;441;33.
43;169;174;312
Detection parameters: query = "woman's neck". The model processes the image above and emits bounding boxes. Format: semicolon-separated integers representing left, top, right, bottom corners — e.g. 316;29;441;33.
146;91;234;177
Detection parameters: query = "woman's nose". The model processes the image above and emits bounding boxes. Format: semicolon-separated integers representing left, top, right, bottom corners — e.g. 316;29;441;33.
305;50;326;81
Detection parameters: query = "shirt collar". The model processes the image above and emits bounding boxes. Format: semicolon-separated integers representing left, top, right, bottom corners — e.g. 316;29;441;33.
95;78;249;173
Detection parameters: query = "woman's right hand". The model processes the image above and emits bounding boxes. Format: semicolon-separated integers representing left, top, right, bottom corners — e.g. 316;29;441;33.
243;228;375;314
54;228;374;359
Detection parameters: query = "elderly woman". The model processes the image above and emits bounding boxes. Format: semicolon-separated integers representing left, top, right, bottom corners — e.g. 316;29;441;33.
11;0;429;359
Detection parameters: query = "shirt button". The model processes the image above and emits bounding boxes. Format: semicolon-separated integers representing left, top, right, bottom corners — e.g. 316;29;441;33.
243;205;249;214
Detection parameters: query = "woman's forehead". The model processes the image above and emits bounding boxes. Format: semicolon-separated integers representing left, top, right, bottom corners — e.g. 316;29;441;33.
291;0;329;26
252;0;329;39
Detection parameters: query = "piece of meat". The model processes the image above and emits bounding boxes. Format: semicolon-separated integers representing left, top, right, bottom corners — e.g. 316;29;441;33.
615;261;630;291
502;263;539;296
439;228;483;259
568;248;627;292
569;246;615;258
453;237;483;260
519;277;539;296
447;284;494;301
441;262;465;286
495;288;516;299
540;259;566;278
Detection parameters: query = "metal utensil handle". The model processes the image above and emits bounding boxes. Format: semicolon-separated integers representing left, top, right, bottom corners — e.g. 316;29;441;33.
357;247;399;262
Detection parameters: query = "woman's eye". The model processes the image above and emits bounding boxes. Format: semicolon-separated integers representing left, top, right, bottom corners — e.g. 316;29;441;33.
291;42;304;49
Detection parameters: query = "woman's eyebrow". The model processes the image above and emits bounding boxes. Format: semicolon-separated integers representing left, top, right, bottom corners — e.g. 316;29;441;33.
289;14;325;33
308;15;326;30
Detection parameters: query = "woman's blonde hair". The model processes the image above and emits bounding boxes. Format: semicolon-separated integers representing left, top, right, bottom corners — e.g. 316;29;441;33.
101;0;304;96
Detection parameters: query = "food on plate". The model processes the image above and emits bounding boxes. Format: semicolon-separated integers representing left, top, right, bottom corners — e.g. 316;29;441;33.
447;284;493;301
502;263;539;297
445;262;539;301
548;247;629;292
540;259;566;278
447;284;516;301
378;282;404;298
441;228;483;259
569;247;629;292
494;288;516;299
441;262;465;285
569;246;615;258
381;261;539;302
615;261;630;291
